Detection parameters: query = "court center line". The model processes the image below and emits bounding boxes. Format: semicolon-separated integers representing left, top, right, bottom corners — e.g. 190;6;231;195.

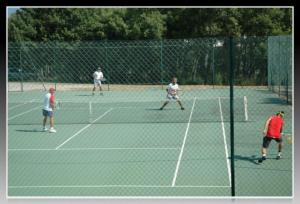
8;106;41;120
218;97;232;187
171;97;197;187
8;147;179;151
55;108;113;150
8;185;230;189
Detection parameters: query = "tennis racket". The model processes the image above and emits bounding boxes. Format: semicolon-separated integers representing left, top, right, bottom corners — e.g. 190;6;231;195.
100;77;107;82
55;101;62;110
177;89;185;98
282;133;293;144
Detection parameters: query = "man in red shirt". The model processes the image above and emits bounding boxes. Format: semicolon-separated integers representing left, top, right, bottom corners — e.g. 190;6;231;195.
258;111;285;163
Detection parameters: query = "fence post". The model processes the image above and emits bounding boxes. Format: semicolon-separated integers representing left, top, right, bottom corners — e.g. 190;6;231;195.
286;72;289;104
160;39;164;90
54;46;57;91
19;44;24;92
229;36;235;197
105;41;110;91
278;37;281;98
267;37;270;91
212;41;215;88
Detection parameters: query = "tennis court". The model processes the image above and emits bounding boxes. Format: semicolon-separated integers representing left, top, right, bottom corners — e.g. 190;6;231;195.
8;87;292;197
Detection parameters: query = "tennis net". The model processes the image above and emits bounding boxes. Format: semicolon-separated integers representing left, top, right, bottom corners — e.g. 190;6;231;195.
8;97;248;125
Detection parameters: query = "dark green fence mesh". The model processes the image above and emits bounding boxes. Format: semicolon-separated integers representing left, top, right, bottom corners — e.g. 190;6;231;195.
268;36;292;103
8;37;270;91
8;36;293;197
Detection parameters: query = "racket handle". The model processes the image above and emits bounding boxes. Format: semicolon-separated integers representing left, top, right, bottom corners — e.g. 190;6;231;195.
286;135;292;144
56;101;61;110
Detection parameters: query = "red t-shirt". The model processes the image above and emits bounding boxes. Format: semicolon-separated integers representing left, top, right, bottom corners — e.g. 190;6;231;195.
50;94;55;106
266;116;284;138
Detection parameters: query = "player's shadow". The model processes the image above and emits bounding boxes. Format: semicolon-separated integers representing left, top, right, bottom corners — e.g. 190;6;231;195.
145;108;163;111
232;155;260;165
15;129;45;133
255;89;274;94
145;108;185;111
75;94;94;96
259;97;289;105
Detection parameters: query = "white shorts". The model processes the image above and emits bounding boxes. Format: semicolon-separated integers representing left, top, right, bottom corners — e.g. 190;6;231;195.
167;94;179;101
94;79;102;86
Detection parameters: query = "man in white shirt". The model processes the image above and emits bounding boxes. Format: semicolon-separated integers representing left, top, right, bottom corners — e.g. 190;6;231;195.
159;77;185;110
42;88;56;133
92;67;104;95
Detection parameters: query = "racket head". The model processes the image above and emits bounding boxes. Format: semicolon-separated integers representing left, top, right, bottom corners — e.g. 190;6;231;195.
55;101;62;110
177;89;185;98
282;133;293;144
286;134;293;144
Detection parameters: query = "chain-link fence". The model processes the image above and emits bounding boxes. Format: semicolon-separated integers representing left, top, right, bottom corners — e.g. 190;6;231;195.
8;36;293;197
268;36;292;104
8;37;269;92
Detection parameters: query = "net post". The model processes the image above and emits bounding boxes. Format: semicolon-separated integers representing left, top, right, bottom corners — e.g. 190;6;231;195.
244;96;248;121
229;36;235;197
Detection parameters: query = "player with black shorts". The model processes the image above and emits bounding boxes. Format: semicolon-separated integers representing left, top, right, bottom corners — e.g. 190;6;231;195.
258;111;285;163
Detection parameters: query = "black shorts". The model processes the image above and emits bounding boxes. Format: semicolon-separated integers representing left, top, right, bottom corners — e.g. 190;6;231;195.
262;136;283;148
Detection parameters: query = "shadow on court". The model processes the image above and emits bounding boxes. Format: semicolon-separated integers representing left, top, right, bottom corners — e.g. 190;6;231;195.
15;129;45;133
232;155;260;165
254;90;275;95
75;94;94;96
258;97;289;105
145;108;162;111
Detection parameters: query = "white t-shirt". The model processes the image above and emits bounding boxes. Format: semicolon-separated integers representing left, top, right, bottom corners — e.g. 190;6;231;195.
43;93;54;111
93;71;103;80
167;83;179;96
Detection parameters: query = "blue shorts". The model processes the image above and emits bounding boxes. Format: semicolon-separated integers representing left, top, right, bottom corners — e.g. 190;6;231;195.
42;109;53;117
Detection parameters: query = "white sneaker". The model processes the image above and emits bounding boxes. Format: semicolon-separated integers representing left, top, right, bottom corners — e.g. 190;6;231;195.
49;128;56;133
43;127;48;132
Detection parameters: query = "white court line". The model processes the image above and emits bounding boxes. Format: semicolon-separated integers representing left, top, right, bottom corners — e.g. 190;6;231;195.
8;100;35;110
8;106;41;120
218;97;231;187
8;147;179;151
55;108;113;150
171;97;196;187
8;185;230;189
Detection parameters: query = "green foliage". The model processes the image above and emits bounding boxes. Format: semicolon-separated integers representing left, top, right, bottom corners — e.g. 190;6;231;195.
7;8;292;87
8;8;292;42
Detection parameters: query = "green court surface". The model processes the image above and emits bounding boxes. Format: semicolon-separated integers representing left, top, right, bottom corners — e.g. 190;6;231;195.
8;87;292;197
